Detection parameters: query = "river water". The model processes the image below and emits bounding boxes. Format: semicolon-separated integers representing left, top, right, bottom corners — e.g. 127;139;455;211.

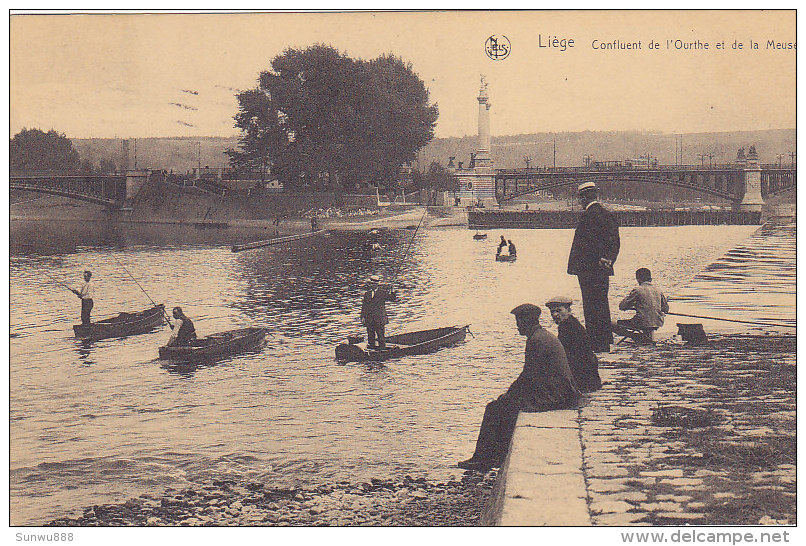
9;219;794;525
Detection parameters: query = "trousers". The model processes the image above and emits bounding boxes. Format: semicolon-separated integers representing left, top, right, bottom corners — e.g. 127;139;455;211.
469;395;521;464
577;275;613;349
81;298;94;325
366;323;386;349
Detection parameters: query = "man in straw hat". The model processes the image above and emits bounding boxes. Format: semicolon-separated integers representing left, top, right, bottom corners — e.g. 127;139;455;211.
567;181;620;353
546;295;601;393
458;304;581;472
360;275;397;350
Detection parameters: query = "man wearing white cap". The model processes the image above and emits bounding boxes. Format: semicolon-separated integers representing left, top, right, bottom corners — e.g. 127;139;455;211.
360;275;397;349
567;181;620;353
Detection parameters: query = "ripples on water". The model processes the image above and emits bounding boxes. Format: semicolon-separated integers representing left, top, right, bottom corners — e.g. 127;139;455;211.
9;220;792;524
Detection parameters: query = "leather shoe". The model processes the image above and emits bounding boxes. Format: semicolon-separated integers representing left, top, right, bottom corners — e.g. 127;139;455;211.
457;458;495;472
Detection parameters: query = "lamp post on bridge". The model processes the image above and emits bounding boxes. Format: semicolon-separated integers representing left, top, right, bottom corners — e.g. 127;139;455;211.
706;153;713;168
697;153;706;167
789;151;796;167
776;154;784;168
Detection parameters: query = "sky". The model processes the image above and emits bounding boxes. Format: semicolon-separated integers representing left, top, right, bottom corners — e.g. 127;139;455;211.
9;10;796;139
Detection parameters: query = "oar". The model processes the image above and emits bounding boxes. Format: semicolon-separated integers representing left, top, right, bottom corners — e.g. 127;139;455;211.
110;255;173;328
389;207;428;286
667;311;794;329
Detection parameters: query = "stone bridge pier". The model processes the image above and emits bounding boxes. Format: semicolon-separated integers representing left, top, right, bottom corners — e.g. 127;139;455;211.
736;146;764;212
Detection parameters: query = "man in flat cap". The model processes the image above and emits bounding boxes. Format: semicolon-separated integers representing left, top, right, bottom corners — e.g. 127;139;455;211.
360;275;397;350
567;181;620;353
546;296;601;393
458;304;581;472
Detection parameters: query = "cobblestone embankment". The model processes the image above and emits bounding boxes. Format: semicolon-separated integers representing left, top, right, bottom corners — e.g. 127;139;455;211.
487;335;796;526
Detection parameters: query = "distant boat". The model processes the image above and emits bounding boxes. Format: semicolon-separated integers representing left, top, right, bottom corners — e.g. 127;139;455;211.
73;304;165;340
473;233;488;240
158;327;267;361
335;325;470;363
495;254;517;262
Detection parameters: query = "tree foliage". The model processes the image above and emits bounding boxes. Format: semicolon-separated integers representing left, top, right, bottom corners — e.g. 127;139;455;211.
10;128;81;173
227;45;439;190
413;161;458;192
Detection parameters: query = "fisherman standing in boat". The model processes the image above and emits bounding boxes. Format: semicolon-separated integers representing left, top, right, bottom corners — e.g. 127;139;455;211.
567;181;620;353
546;296;601;393
167;306;197;346
70;270;95;325
458;304;581;472
360;275;397;350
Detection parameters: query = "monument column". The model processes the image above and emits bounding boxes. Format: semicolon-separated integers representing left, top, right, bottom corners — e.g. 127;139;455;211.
475;76;492;167
739;145;763;212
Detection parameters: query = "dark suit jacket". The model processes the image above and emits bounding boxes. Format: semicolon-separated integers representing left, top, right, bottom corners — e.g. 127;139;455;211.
567;202;620;277
557;316;601;393
504;327;581;412
360;286;397;326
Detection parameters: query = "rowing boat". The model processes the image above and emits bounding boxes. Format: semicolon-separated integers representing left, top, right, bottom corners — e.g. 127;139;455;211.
335;325;470;363
73;304;165;340
473;233;488;240
495;254;517;262
158;327;267;360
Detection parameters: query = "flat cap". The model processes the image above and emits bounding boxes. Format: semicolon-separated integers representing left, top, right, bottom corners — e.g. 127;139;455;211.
546;295;573;308
578;181;597;193
510;303;541;317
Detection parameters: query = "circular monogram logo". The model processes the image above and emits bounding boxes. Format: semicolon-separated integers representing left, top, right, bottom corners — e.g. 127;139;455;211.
485;35;511;61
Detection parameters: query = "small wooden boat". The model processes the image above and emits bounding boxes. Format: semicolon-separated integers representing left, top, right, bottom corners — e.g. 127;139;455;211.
495;254;517;262
158;327;267;360
473;233;488;240
73;304;165;340
335;325;470;363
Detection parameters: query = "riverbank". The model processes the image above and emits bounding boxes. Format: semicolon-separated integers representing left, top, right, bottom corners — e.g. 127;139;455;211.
47;472;496;526
485;334;796;526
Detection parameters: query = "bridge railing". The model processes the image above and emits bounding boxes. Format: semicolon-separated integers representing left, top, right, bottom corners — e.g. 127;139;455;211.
10;173;126;203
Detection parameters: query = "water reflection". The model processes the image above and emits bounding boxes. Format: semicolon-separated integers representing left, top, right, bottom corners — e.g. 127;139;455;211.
9;220;794;525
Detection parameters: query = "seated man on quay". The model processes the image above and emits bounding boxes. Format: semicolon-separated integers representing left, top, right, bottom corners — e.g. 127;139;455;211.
360;275;398;350
167;306;197;346
546;295;602;393
458;304;581;472
613;267;669;343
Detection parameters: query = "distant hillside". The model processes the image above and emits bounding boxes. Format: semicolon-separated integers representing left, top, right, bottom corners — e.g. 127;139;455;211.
72;129;795;173
418;129;796;169
71;137;238;173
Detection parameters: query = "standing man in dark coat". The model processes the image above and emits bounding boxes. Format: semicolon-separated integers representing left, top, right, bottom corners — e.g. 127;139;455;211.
546;296;602;393
458;304;581;472
567;182;620;353
360;275;397;349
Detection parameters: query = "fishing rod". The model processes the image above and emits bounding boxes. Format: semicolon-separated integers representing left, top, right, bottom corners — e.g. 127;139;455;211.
41;270;78;294
667;311;794;329
389;207;429;285
110;254;173;328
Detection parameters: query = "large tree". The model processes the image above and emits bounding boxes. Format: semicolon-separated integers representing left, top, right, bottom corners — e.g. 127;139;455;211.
227;45;439;190
10;128;81;173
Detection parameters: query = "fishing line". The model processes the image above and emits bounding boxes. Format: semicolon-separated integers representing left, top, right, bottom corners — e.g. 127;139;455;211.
109;254;173;328
389;207;428;285
667;311;794;329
